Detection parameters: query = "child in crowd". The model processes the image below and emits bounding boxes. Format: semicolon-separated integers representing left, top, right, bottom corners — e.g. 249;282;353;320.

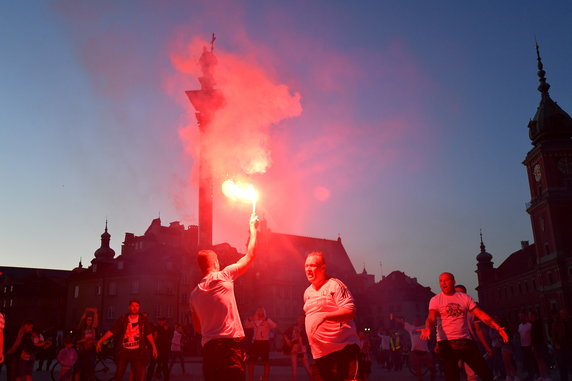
56;336;78;381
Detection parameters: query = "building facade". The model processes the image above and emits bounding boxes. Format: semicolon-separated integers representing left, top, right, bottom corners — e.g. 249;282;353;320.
476;47;572;325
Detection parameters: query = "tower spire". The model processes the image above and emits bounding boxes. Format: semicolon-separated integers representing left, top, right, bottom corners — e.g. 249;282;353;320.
480;228;485;252
535;42;551;96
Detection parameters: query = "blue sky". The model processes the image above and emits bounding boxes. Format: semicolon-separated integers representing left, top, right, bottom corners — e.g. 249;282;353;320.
1;0;571;296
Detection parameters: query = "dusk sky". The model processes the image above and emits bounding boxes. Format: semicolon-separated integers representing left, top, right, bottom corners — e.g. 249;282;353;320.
1;1;572;296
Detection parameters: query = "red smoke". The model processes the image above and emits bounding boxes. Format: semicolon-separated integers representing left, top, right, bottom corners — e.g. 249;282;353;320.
170;37;302;180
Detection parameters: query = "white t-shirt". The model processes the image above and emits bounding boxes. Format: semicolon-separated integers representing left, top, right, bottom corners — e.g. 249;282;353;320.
404;322;428;352
518;322;532;347
171;330;183;351
190;264;245;346
0;313;5;330
303;278;359;359
428;291;477;341
245;318;277;341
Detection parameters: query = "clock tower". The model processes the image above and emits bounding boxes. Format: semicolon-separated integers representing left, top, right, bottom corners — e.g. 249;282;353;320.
523;44;572;310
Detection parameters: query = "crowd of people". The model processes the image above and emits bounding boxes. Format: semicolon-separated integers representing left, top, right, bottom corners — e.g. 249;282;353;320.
1;215;572;381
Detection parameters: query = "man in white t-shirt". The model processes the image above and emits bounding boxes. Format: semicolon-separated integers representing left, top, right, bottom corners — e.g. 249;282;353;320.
391;314;435;381
303;251;359;381
190;213;258;381
420;272;507;381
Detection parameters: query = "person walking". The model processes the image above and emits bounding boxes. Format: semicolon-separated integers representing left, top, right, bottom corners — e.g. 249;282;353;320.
303;251;359;381
96;300;158;381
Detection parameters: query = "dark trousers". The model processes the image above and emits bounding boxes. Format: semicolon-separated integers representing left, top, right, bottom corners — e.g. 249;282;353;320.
437;340;493;381
168;351;185;373
147;353;169;381
410;350;436;381
311;344;359;381
520;345;536;380
555;348;572;381
114;348;150;381
202;338;245;381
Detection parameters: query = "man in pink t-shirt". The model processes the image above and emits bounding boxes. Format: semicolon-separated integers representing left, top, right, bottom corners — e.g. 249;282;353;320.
303;251;359;381
190;213;258;381
420;272;507;381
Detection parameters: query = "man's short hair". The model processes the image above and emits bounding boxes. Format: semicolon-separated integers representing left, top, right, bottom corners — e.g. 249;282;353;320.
306;251;326;265
129;299;141;305
197;249;218;273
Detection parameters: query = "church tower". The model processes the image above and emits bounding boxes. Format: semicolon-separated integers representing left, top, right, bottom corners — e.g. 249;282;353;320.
523;44;572;309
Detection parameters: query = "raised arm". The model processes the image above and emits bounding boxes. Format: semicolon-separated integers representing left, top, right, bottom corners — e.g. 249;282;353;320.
234;213;259;276
96;330;113;352
471;307;508;343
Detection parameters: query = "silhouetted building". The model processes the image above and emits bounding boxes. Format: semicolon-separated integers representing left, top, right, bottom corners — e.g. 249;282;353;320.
476;46;572;325
65;217;361;334
0;266;69;334
65;220;198;330
355;270;434;331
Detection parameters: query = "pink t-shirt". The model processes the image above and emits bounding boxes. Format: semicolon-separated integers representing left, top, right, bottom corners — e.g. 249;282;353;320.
429;291;477;341
303;278;359;359
190;264;245;346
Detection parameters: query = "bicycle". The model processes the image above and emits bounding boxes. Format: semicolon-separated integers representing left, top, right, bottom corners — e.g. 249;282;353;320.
50;352;116;381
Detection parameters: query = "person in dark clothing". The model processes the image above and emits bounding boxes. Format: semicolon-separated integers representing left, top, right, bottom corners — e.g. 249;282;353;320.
75;308;99;381
552;308;572;381
96;300;157;381
529;311;550;380
7;320;44;381
146;317;172;381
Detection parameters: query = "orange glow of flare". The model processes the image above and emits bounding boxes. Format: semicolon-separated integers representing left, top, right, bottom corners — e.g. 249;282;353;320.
222;179;259;213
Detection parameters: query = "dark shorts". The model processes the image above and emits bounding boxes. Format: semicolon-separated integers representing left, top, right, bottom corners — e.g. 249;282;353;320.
312;344;359;381
17;358;34;377
203;338;245;381
249;340;270;362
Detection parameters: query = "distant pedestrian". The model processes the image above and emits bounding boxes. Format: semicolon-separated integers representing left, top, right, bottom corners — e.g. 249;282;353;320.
390;330;403;371
168;324;187;376
358;331;372;380
245;307;277;381
420;272;507;381
303;251;360;381
96;300;158;381
552;308;572;381
455;284;494;381
146;317;171;381
518;312;536;381
391;313;435;381
529;311;551;381
75;307;98;381
7;320;44;381
0;307;4;365
283;316;312;380
56;336;78;381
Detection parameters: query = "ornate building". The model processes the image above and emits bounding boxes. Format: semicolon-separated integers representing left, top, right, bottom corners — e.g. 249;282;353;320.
476;46;572;324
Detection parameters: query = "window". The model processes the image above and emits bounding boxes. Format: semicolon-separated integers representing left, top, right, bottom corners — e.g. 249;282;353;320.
532;280;537;290
166;281;174;295
117;261;124;270
74;285;80;299
96;284;102;295
92;264;97;273
108;282;117;296
155;280;163;295
154;304;162;319
132;280;140;294
107;306;114;320
167;304;173;318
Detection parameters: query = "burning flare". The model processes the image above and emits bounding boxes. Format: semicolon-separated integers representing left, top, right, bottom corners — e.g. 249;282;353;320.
222;179;259;213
